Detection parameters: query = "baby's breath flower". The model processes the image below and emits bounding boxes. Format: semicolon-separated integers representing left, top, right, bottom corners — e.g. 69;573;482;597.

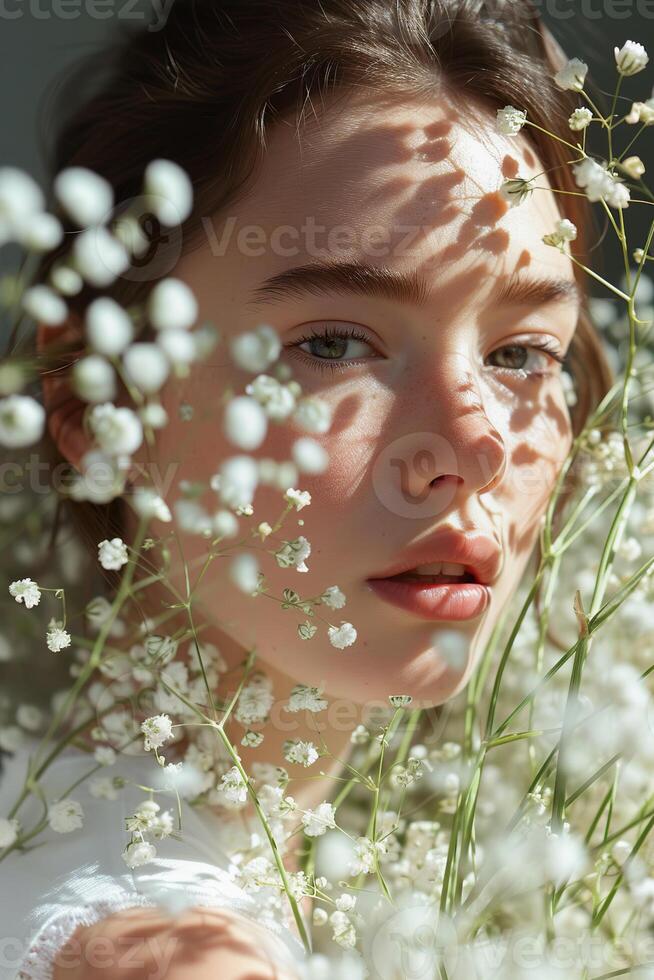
329;910;356;949
235;678;274;726
89;403;143;457
219;765;249;805
622;156;646;179
72;225;130;288
0;726;24;752
284;487;312;511
573;158;631;209
328;621;357;650
312;907;328;927
351;724;369;745
72;355;117;403
218;456;259;510
148;277;198;331
94;746;116;766
554;57;589;92
16;704;44;732
285;685;328;713
229;552;261;594
614;40;649;76
241;730;264;748
349;835;386;875
126;800;161;832
256;521;272;540
495;105;527;136
0;395;45;448
141;714;174;751
230;324;281;373
298;621;318;640
626;98;654;125
292;437;329;475
139;402;168;429
88;777;119;801
122;840;157;869
47;799;84;834
0;817;20;848
143;159;193;227
130;488;172;523
245;374;296;420
85;297;134;356
224;395;268;451
18;211;63;251
283;739;319;767
46;625;72;653
54;166;113;227
50;264;83;296
543;218;578;250
389;695;413;708
98;537;129;571
274;535;311;573
0;166;44;234
9;578;41;609
302;802;336;837
292;396;332;434
498;176;534;208
569;107;593;131
335;893;357;912
321;585;346;609
123;342;170;394
22;284;67;326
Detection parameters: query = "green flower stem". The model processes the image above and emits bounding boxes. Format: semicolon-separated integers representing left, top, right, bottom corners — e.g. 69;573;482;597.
156;673;312;953
566;255;632;302
550;591;590;834
591;813;654;930
215;725;313;952
6;520;148;823
614;122;649;164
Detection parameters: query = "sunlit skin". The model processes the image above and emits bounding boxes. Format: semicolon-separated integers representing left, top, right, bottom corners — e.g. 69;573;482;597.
45;85;581;821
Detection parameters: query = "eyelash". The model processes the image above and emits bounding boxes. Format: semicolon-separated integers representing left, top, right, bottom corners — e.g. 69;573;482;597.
286;325;567;378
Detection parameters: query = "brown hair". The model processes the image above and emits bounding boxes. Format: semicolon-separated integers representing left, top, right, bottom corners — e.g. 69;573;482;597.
32;0;613;611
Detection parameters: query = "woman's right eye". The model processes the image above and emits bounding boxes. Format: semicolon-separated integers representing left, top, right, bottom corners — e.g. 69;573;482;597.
286;324;380;373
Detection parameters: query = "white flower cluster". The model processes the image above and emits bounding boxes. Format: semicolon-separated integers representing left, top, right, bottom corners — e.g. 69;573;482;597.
122;798;175;868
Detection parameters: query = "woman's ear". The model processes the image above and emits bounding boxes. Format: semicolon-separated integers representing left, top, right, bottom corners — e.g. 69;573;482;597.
37;316;90;470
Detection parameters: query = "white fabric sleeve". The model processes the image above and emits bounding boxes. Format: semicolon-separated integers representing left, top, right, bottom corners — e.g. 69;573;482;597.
0;741;306;980
14;857;305;980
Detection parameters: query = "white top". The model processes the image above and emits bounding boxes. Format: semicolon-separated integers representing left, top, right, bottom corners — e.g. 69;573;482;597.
0;740;307;980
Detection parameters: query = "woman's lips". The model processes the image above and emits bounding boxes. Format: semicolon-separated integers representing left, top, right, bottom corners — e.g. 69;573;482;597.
365;576;491;621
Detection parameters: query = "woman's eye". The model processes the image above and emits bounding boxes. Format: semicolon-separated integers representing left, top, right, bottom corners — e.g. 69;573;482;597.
486;341;566;378
287;325;379;372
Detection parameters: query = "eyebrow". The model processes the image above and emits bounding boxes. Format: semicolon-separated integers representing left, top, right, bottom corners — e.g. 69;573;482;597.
247;261;583;311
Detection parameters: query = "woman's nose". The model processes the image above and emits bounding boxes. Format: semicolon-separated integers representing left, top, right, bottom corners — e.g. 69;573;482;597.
373;358;508;518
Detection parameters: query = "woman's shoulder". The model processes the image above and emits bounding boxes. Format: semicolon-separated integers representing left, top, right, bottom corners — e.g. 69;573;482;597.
1;739;306;979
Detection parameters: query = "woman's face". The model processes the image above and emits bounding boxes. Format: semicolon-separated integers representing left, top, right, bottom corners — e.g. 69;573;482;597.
137;88;580;706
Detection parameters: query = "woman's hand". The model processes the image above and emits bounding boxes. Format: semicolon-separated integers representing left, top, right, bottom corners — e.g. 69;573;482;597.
52;904;302;979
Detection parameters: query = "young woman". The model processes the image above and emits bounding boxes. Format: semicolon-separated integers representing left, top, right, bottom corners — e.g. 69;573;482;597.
1;0;613;977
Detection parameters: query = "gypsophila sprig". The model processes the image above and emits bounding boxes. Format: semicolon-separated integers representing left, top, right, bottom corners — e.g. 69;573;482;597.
98;538;129;571
9;578;41;609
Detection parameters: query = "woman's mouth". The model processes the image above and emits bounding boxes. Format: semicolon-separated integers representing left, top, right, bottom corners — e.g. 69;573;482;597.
365;562;490;620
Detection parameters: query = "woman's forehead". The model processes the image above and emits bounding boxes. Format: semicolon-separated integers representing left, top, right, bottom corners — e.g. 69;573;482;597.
225;90;571;282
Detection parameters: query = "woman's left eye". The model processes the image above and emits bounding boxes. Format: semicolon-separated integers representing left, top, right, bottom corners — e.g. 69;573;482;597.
485;339;567;378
